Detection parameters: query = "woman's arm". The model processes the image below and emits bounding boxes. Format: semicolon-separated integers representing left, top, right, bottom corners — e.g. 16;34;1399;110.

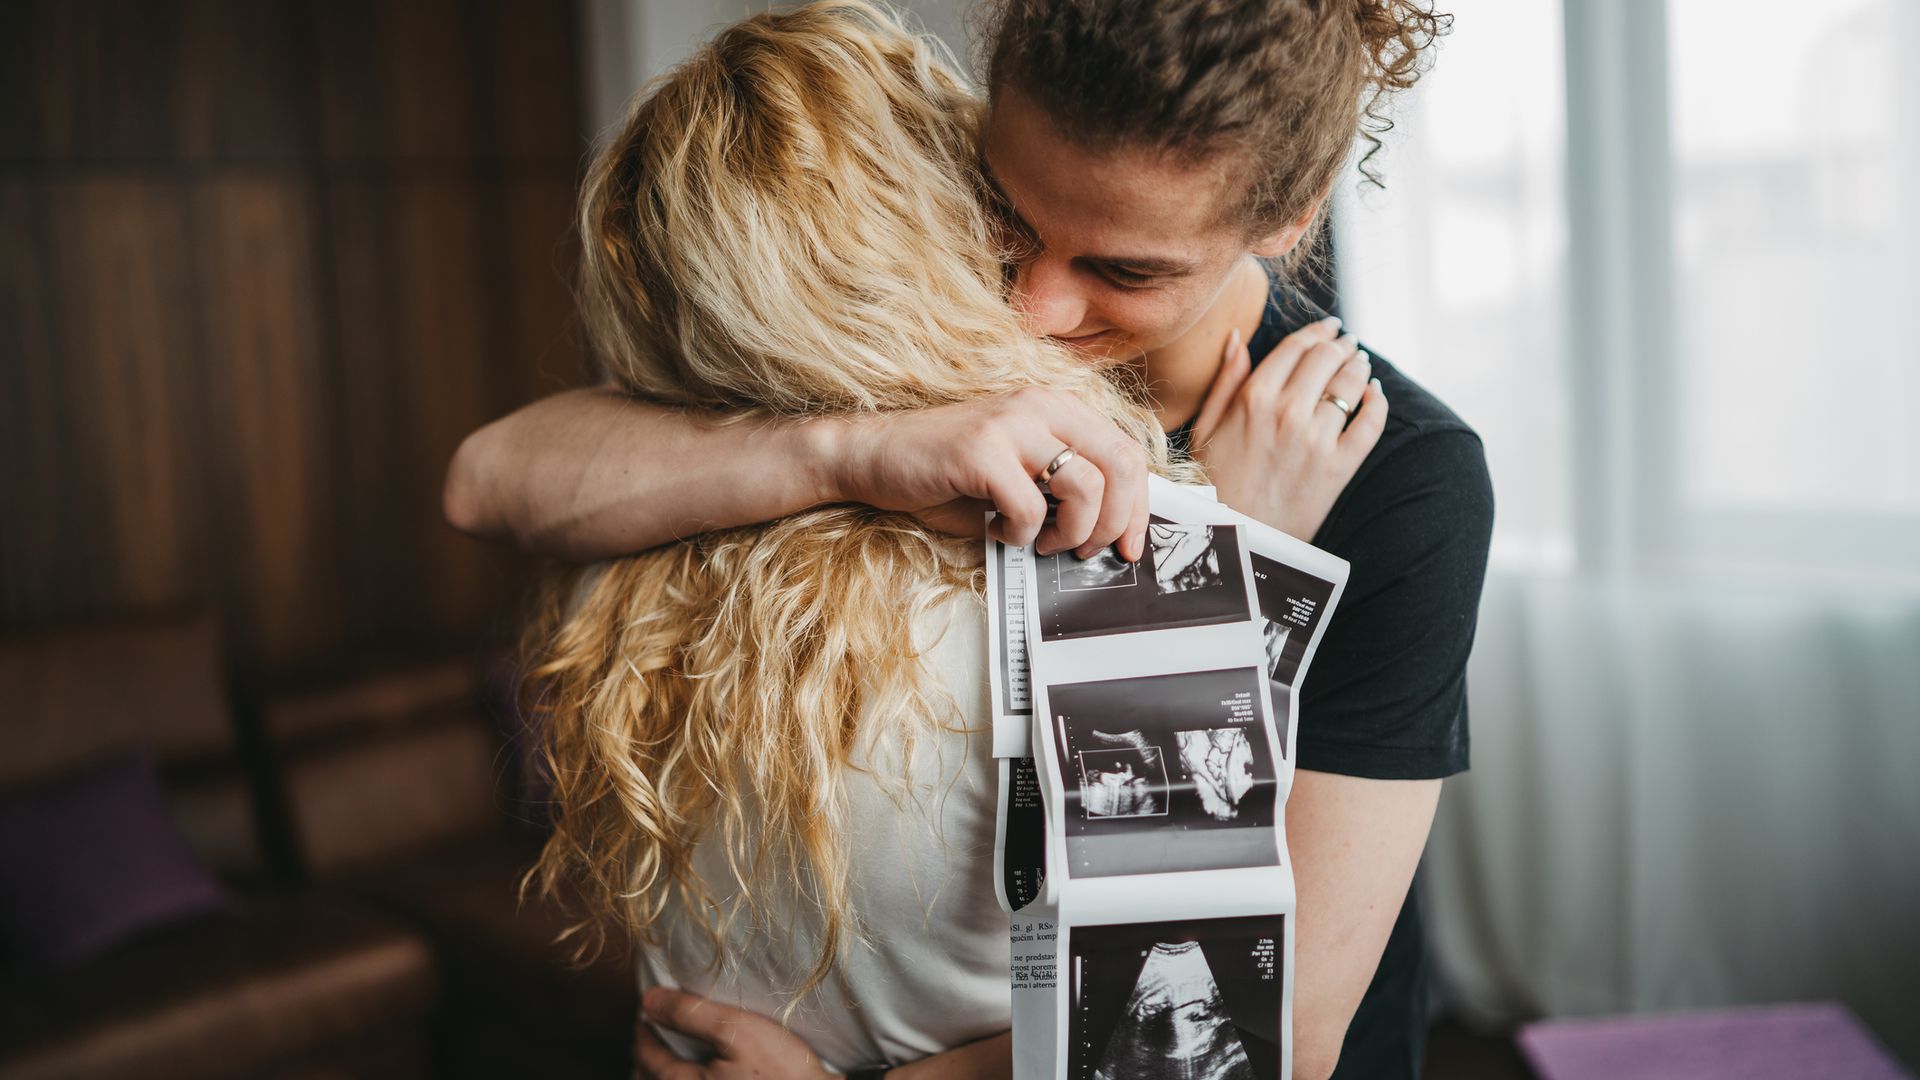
632;988;1007;1080
444;386;1154;563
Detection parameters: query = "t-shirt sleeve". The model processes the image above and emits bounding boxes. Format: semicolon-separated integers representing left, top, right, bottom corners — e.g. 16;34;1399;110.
1295;429;1494;780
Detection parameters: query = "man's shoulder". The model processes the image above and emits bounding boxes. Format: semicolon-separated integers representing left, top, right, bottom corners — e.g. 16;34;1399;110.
1255;278;1481;452
1326;350;1490;559
1253;277;1491;546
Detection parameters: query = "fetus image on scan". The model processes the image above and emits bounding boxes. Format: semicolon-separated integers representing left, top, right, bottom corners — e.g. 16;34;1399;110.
1077;730;1167;818
1260;621;1290;684
1149;524;1227;595
1093;942;1255;1080
1059;546;1140;591
1176;728;1257;821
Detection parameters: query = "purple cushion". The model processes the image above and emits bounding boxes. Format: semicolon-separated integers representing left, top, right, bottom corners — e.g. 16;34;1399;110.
1519;1002;1913;1080
0;751;230;970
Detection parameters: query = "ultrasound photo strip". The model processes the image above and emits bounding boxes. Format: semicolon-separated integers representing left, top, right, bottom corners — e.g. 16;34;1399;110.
1001;477;1346;1079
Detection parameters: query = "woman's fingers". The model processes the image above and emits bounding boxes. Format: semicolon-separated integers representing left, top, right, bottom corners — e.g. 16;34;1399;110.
984;454;1051;548
633;1022;701;1080
1319;348;1373;431
642;988;749;1056
1190;328;1252;451
1280;336;1359;429
1242;315;1343;402
1009;391;1148;561
1339;377;1388;461
1034;452;1104;557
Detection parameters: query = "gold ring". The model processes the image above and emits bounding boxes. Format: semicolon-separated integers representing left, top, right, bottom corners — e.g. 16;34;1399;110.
1319;392;1355;419
1038;447;1078;486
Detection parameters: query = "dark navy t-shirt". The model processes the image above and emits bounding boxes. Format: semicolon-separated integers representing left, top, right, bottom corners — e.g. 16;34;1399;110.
1174;273;1495;1078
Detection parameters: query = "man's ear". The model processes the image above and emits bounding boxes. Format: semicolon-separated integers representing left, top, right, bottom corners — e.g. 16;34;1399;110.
1249;190;1329;260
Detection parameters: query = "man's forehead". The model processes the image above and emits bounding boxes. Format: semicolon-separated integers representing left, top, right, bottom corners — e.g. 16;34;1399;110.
982;101;1232;266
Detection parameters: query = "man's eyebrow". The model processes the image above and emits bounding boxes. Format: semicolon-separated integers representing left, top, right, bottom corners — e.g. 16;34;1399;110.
1088;254;1197;276
979;156;1196;275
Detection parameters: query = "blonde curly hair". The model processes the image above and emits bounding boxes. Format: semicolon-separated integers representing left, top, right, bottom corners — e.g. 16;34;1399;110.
525;1;1189;1005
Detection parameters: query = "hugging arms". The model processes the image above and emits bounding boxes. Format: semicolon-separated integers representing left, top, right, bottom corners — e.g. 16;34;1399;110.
470;3;1487;1079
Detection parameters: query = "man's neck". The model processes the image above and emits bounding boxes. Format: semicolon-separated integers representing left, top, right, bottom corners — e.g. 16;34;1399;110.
1139;257;1273;432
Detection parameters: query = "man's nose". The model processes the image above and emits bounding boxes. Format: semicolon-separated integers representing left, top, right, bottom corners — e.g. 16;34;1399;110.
1014;255;1090;339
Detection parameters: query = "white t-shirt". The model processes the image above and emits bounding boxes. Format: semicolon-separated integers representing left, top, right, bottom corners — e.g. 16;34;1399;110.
637;594;1010;1073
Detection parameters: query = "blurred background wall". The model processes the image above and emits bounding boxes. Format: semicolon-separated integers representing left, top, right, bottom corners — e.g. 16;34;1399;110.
0;0;589;680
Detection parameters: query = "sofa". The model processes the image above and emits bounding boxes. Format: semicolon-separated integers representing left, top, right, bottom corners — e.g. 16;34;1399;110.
0;615;635;1080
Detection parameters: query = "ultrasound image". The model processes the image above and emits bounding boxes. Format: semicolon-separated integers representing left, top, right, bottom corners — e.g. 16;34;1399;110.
1248;554;1333;692
1095;942;1251;1080
1077;731;1168;819
1176;728;1256;822
1050;668;1279;878
1035;520;1251;641
1149;524;1226;595
1071;916;1284;1080
1260;621;1289;684
1061;547;1140;591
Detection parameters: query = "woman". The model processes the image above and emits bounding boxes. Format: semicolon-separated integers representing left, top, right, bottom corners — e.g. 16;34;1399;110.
524;4;1381;1077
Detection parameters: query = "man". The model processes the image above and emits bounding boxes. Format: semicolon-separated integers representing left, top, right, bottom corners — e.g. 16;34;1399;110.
448;2;1484;1076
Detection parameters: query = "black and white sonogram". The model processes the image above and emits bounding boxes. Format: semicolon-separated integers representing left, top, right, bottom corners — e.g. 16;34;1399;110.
1050;668;1278;878
1249;553;1333;692
1260;621;1290;685
1070;916;1285;1080
1076;732;1168;819
1034;519;1251;641
1149;523;1225;594
1060;547;1140;591
1175;728;1255;821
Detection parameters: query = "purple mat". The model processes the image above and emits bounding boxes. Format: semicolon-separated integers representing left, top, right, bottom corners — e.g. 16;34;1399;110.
1519;1002;1911;1080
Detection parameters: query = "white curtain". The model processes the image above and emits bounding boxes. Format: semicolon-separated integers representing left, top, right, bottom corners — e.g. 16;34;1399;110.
1334;0;1920;1065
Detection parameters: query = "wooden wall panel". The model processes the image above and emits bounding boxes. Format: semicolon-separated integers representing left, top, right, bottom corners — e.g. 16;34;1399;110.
0;183;67;616
2;1;585;679
491;2;587;160
502;178;589;406
310;0;480;161
28;0;186;160
53;179;204;612
192;178;337;665
176;0;310;160
390;179;507;640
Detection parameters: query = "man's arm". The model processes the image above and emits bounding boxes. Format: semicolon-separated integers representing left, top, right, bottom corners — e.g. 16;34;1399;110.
443;388;837;561
1285;772;1441;1080
443;386;1155;562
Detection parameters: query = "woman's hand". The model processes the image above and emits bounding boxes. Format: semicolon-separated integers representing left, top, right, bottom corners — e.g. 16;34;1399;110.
823;386;1151;561
633;987;834;1080
1188;317;1387;541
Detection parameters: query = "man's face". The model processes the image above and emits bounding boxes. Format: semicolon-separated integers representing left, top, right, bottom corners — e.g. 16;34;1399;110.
982;88;1255;363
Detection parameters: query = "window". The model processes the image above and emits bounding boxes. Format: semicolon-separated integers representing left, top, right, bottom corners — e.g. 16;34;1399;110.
1335;0;1920;580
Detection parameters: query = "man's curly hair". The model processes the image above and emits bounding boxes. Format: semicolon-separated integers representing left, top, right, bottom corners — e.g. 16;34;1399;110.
985;0;1451;239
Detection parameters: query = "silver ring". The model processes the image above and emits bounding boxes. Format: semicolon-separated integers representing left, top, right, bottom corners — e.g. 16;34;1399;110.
1319;392;1355;419
1038;446;1078;486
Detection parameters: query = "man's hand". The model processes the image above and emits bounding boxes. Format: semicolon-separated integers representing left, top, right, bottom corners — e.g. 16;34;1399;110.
823;386;1151;561
633;987;834;1080
1188;317;1387;541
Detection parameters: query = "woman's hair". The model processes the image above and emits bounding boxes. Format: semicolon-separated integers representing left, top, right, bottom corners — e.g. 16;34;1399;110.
526;1;1184;1002
986;0;1451;250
